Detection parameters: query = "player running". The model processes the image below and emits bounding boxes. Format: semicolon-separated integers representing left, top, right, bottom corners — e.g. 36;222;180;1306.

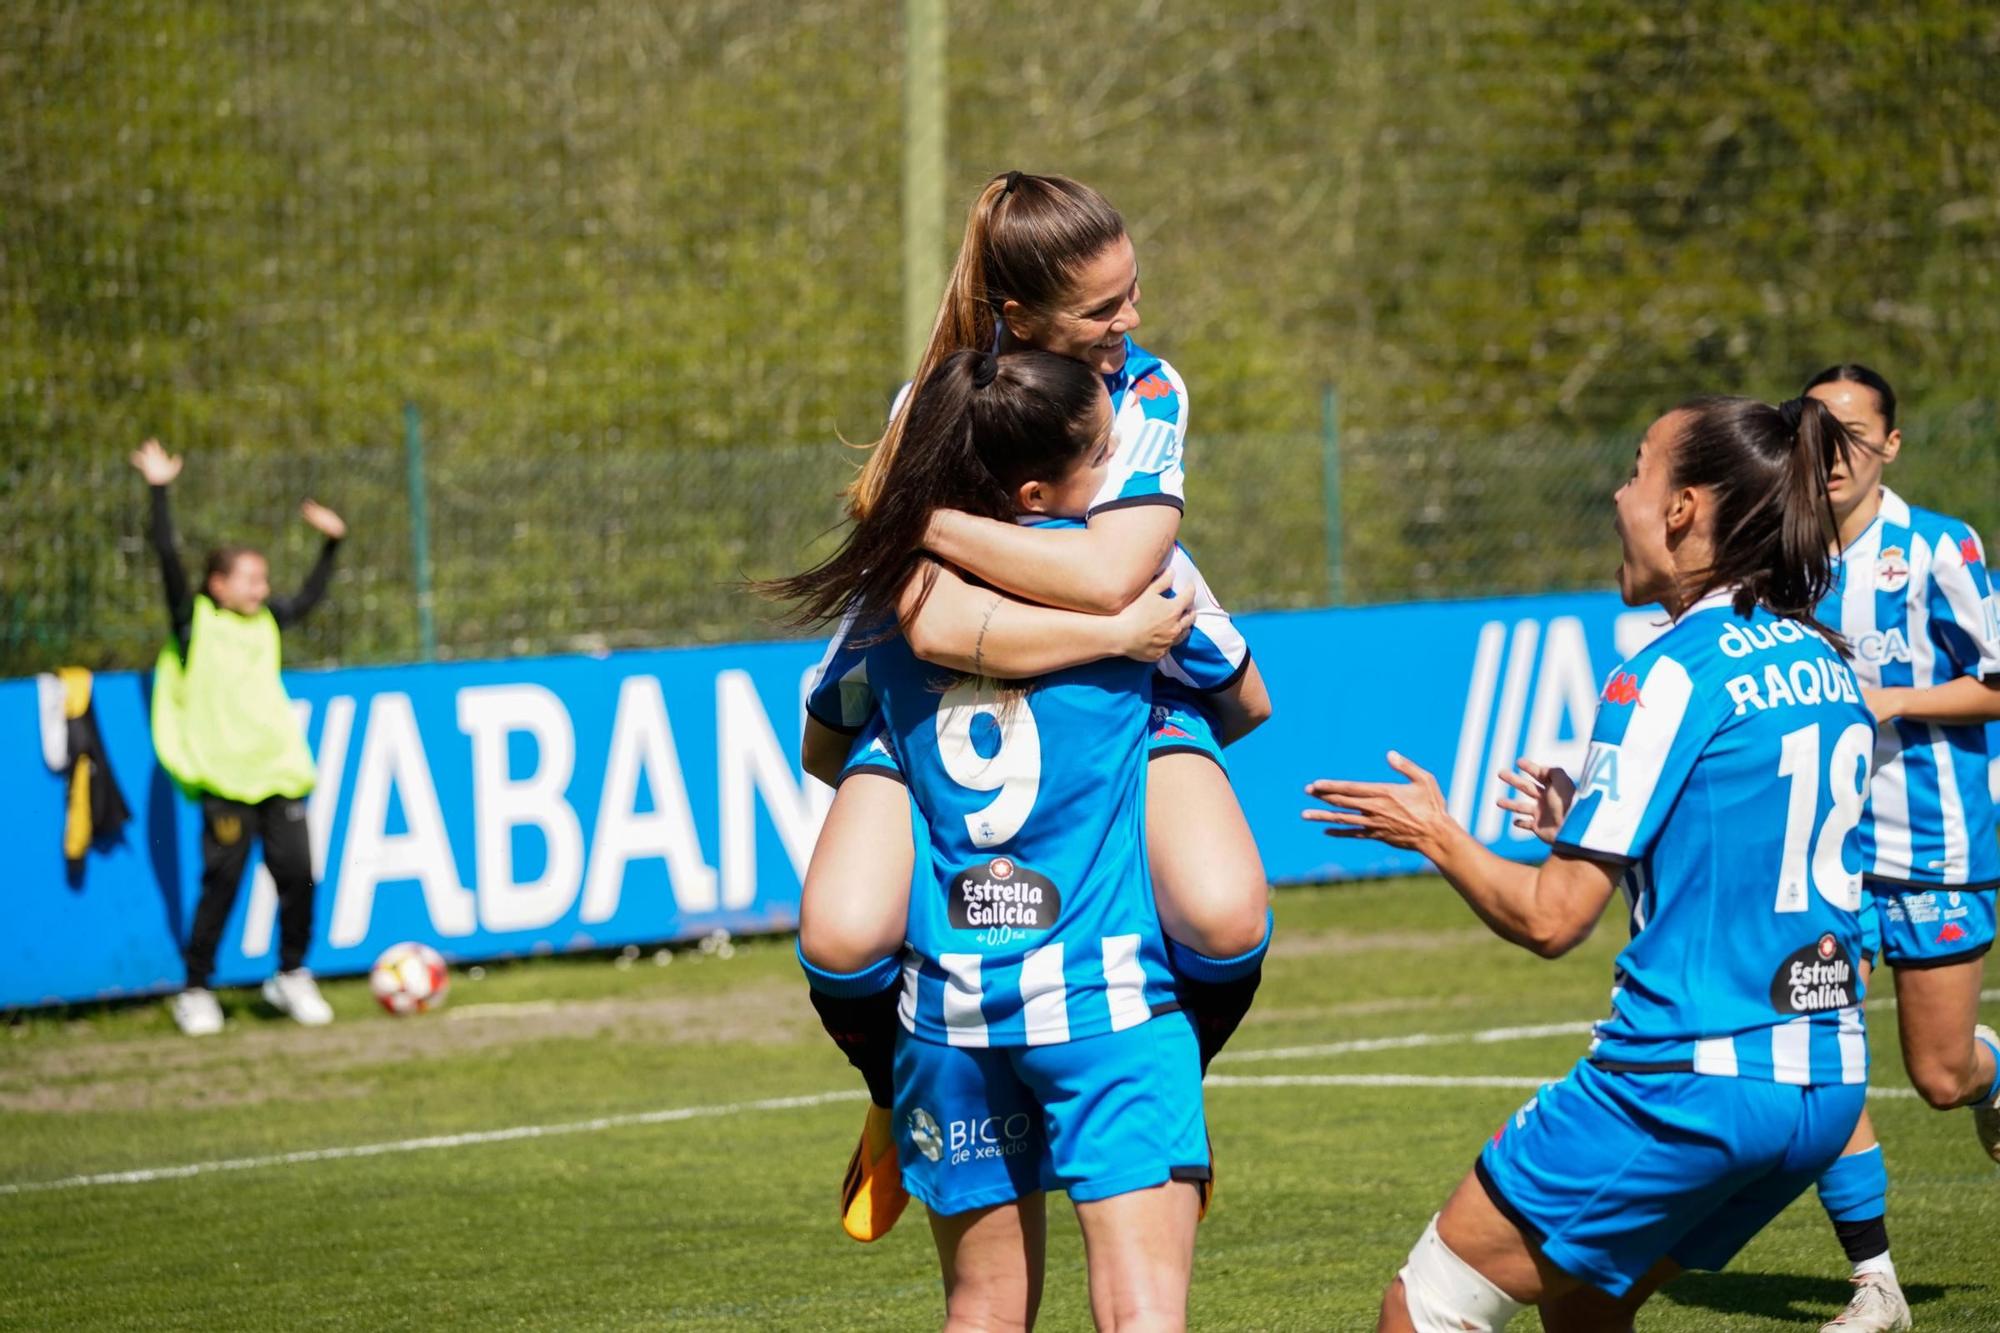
772;347;1221;1329
1307;395;1875;1331
1803;363;2000;1333
797;171;1273;1242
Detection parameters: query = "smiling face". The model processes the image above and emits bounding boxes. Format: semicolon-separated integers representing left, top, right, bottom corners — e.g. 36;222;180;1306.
1016;385;1115;520
1613;411;1696;611
1807;379;1900;526
1004;233;1140;377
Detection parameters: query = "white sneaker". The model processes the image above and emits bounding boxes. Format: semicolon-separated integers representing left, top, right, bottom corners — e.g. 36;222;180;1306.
262;969;334;1026
1820;1271;1912;1332
1974;1023;2000;1164
168;987;224;1037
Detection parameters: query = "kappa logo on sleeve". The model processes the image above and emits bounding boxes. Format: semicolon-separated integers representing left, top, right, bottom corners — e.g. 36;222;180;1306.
1132;373;1174;401
1600;672;1643;706
1962;534;1985;566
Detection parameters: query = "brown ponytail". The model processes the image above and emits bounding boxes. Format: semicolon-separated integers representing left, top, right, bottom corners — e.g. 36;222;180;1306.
848;172;1126;519
770;348;1106;632
1667;395;1854;648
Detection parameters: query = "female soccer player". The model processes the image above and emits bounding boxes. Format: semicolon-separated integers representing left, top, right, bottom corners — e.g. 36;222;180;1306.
132;438;346;1037
798;172;1272;1239
1306;396;1877;1332
1803;363;2000;1333
774;347;1225;1329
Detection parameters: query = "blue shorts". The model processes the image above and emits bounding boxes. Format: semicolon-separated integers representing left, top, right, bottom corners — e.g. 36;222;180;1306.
1477;1060;1866;1298
1148;693;1225;770
893;1015;1210;1216
838;699;1226;785
1869;881;1996;969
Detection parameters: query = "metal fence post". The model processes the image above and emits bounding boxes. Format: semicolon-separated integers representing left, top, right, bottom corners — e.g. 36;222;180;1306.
403;402;437;662
902;0;947;374
1321;383;1345;604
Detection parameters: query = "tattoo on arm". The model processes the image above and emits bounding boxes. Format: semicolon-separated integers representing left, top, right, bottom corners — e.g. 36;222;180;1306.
973;595;1001;675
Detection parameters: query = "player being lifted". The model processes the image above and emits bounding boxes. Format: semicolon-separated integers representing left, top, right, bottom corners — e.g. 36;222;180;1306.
1802;363;2000;1333
796;172;1273;1241
1308;396;1876;1332
771;348;1230;1328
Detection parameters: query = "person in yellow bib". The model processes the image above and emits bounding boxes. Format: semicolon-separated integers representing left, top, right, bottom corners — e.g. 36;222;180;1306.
132;439;346;1037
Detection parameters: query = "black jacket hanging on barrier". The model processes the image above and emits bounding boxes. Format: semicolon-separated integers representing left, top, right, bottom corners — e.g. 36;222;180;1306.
37;667;132;881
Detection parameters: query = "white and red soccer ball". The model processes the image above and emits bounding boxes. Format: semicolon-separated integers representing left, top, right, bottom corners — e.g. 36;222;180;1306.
369;942;450;1015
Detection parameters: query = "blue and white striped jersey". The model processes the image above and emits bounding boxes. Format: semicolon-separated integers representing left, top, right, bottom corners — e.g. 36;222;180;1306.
1091;339;1188;516
1818;486;2000;890
858;628;1175;1048
1555;592;1875;1086
803;534;1249;736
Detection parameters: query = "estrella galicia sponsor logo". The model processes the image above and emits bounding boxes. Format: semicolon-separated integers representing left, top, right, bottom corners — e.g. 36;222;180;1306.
948;856;1061;933
1770;933;1856;1014
908;1107;943;1163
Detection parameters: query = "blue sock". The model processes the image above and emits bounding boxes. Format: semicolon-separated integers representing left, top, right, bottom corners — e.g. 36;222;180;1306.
1817;1144;1887;1224
1166;908;1273;983
1170;910;1273;1073
797;943;902;997
1977;1029;2000;1105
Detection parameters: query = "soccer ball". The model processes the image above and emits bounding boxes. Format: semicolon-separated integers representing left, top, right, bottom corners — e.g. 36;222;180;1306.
369;942;450;1015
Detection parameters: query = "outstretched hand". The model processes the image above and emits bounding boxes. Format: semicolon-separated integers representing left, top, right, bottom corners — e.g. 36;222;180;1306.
1494;757;1576;846
130;438;182;486
299;499;347;540
1302;751;1455;855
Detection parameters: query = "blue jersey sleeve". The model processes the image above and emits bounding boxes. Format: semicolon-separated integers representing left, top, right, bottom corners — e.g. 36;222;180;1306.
1156;546;1249;693
1088;351;1187;517
804;607;875;733
1554;650;1721;864
1925;523;2000;682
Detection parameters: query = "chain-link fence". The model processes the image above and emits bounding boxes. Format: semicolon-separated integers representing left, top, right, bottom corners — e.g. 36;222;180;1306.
6;2;1999;674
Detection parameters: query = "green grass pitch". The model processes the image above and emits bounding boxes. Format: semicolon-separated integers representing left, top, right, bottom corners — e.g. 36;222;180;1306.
3;878;1996;1330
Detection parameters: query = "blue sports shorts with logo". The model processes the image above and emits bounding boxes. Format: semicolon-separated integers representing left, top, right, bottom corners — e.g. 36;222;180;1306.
1476;1059;1866;1298
1869;880;1996;969
1148;686;1225;770
892;1014;1210;1216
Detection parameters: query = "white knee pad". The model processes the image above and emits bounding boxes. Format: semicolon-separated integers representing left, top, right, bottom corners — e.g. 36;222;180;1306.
1396;1214;1526;1333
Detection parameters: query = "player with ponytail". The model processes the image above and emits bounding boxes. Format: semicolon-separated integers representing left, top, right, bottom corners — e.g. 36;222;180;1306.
798;173;1273;1242
777;347;1228;1326
1802;363;2000;1333
1306;397;1880;1330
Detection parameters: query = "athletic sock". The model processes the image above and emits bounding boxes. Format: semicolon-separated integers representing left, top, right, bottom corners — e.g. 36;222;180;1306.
1819;1145;1890;1266
1167;909;1273;1075
1850;1246;1897;1283
1974;1028;2000;1105
798;945;903;1110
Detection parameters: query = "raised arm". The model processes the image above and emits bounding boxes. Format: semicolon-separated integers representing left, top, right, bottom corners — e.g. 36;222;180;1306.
269;499;345;628
130;440;193;648
899;561;1191;678
923;503;1180;615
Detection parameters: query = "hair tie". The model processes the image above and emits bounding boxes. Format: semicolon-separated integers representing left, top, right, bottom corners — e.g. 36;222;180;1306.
972;352;999;389
1000;170;1023;198
1778;397;1807;435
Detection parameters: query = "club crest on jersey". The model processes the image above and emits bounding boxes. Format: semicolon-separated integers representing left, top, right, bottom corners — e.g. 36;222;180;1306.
1600;672;1643;706
1769;934;1855;1014
948;856;1061;933
1875;545;1910;593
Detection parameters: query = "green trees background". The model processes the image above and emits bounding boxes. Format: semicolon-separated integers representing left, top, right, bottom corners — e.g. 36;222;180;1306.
4;1;1996;672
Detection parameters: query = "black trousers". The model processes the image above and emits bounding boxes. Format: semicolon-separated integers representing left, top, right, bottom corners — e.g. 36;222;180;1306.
183;794;316;987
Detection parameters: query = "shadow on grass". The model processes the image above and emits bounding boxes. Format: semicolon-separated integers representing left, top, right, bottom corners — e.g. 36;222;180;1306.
1661;1270;1964;1323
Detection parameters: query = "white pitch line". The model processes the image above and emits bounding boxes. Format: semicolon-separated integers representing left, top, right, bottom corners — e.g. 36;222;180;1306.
1214;1020;1596;1065
0;1089;867;1197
